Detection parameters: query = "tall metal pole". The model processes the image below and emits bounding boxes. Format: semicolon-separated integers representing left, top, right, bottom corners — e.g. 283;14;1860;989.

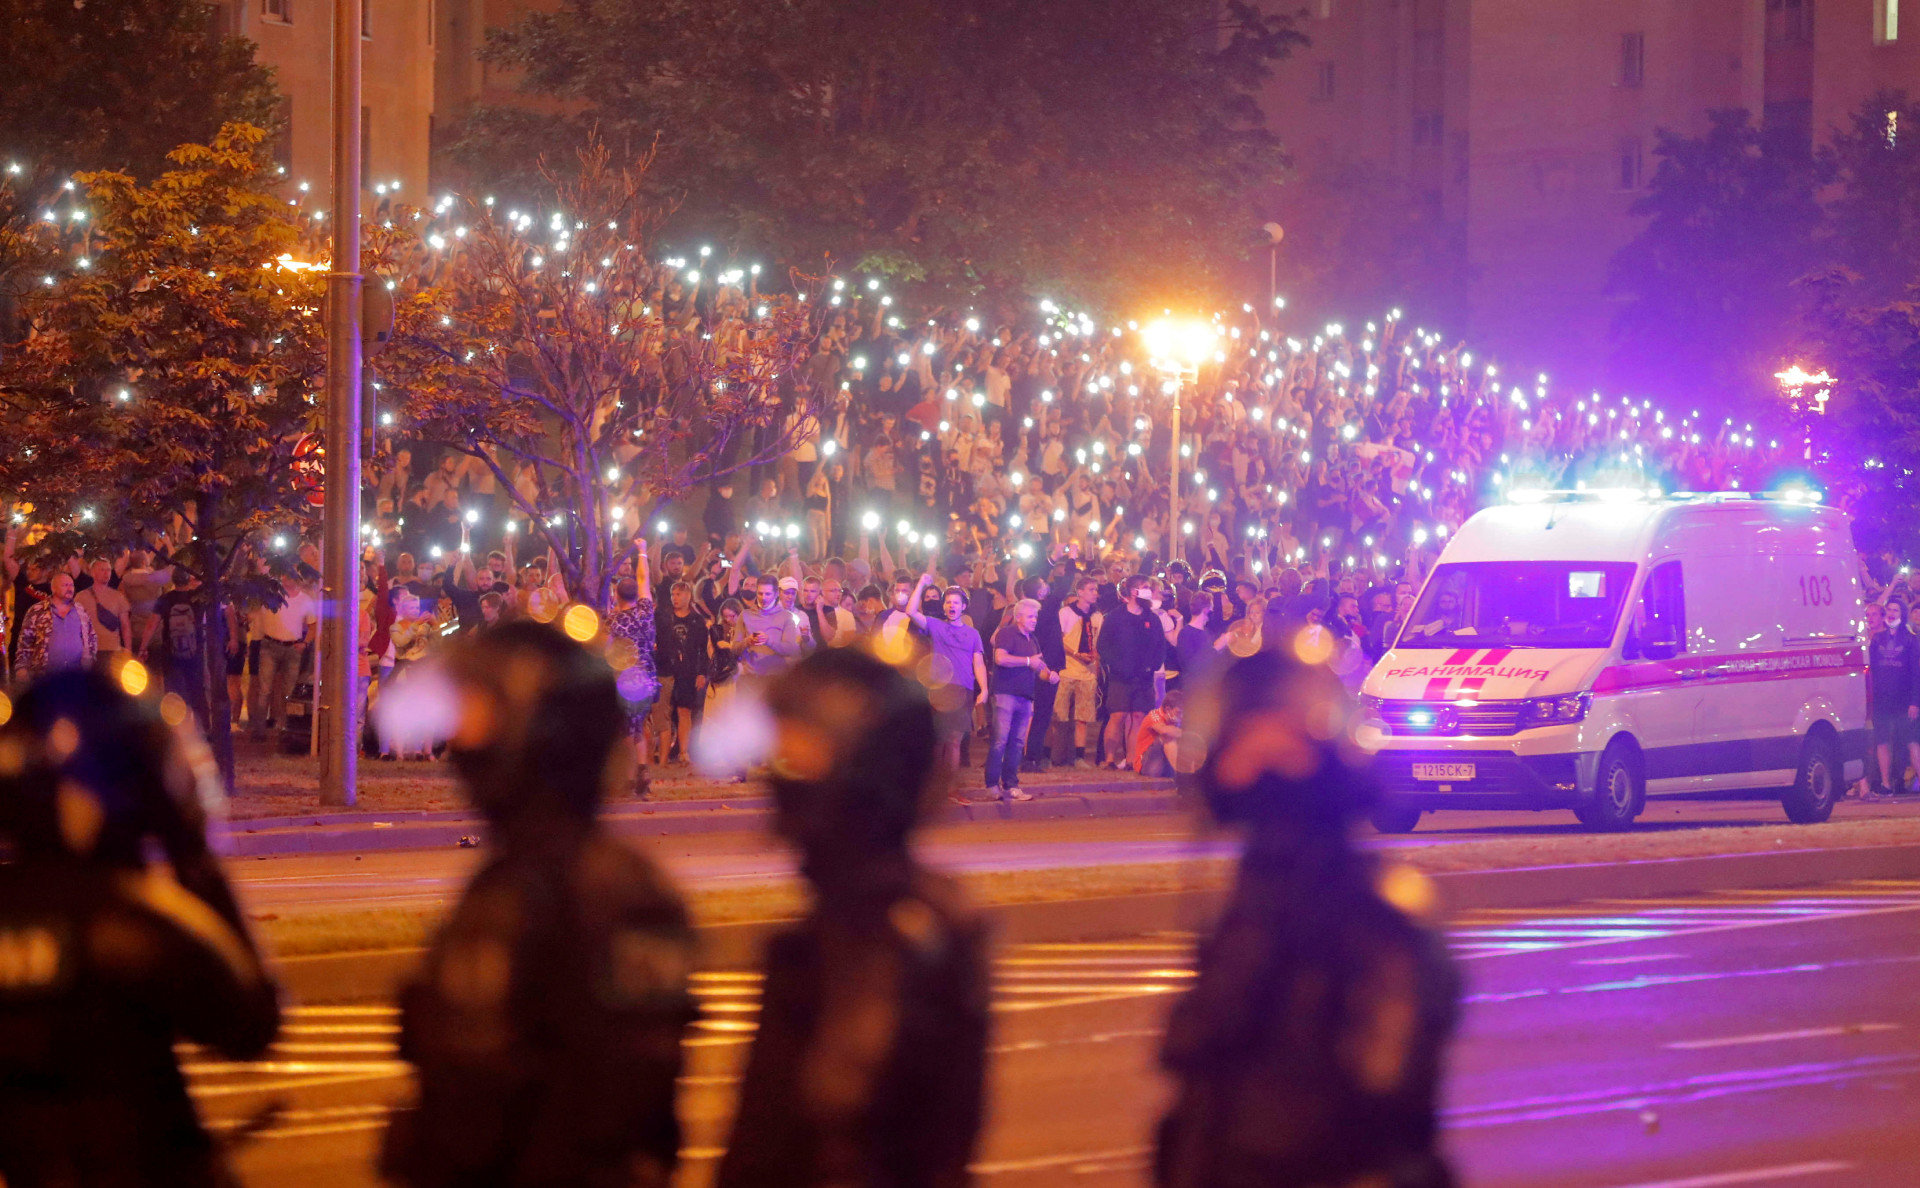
1168;380;1182;565
319;0;363;806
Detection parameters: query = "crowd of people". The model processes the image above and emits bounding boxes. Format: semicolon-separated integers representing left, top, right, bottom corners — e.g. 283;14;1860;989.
2;268;1863;798
323;267;1825;796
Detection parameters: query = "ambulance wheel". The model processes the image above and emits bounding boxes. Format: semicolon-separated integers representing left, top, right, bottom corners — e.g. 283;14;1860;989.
1782;731;1840;825
1369;802;1424;834
1577;742;1643;831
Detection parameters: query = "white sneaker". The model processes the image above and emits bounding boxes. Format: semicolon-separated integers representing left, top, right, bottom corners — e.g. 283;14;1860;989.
1005;788;1034;802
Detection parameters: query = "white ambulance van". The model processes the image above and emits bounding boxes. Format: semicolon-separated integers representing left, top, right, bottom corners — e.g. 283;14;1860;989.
1358;491;1867;832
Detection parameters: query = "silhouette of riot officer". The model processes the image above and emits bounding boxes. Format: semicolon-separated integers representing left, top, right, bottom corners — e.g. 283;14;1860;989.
717;646;990;1188
1157;649;1460;1188
0;668;280;1187
382;621;697;1188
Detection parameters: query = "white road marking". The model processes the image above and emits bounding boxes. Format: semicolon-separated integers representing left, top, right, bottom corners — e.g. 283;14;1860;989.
1461;901;1920;961
1667;1024;1897;1051
1601;1161;1853;1188
1575;952;1685;966
970;1145;1154;1175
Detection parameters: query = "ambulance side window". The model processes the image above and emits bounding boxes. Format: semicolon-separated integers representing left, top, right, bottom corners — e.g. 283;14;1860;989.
1632;562;1685;658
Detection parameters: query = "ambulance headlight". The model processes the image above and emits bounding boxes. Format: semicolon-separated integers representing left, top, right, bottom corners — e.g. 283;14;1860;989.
1522;694;1589;725
1359;694;1386;728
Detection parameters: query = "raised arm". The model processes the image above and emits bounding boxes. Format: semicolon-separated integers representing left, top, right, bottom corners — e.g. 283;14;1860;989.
727;537;750;596
906;570;935;630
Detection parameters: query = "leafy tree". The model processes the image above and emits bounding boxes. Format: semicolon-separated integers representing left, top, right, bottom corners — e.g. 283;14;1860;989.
376;144;826;611
1606;109;1823;407
445;0;1302;310
0;123;324;780
0;0;281;188
1822;91;1920;309
1803;273;1920;557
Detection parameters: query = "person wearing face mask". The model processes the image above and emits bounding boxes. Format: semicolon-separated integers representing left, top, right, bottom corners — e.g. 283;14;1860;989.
718;647;989;1188
1099;575;1168;770
878;575;921;659
381;623;698;1188
1868;598;1920;799
1156;651;1459;1188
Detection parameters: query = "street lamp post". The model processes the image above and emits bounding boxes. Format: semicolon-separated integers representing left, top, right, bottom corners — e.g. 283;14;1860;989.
1263;222;1285;314
1141;319;1220;563
318;0;364;806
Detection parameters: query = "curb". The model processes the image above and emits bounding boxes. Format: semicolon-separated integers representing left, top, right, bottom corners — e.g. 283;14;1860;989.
272;840;1920;1003
224;782;1178;857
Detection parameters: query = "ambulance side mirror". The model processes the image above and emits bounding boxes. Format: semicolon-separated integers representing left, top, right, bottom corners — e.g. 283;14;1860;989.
1630;627;1680;661
1642;636;1681;661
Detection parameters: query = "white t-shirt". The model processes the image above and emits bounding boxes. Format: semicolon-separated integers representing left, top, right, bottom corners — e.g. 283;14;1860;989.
259;590;317;643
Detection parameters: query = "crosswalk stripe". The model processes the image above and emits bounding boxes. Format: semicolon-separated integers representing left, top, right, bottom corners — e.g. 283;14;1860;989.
187;880;1920;1139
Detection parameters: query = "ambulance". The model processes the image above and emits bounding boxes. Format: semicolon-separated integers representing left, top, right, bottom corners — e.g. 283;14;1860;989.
1358;490;1867;832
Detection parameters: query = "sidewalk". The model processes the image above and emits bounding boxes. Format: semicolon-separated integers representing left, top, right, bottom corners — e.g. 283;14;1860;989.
221;751;1180;856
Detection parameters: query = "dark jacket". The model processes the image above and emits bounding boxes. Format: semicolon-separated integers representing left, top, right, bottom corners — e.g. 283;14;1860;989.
1158;835;1459;1188
383;826;697;1188
717;868;990;1188
655;606;711;682
1869;626;1920;715
1099;604;1167;685
0;857;280;1187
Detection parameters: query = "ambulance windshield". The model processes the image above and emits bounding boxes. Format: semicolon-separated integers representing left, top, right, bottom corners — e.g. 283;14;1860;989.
1398;561;1637;649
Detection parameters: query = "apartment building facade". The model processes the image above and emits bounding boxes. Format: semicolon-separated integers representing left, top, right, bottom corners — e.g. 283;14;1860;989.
1263;0;1920;385
211;0;438;197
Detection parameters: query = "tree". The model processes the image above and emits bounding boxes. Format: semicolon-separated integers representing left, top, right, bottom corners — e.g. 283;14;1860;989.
0;123;325;782
1822;91;1920;309
376;143;825;611
0;0;281;187
1802;274;1920;556
1606;109;1823;407
445;0;1302;311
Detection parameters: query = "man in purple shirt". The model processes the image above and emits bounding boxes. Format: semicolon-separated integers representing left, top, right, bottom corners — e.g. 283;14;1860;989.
908;565;989;775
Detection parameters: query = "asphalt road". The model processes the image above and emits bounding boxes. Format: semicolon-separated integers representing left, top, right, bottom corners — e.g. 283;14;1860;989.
199;878;1920;1188
226;796;1920;919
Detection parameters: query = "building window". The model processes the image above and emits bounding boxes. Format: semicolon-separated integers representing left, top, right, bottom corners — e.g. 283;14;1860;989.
1619;32;1645;88
361;106;371;187
1413;111;1443;146
1617;137;1644;190
1312;62;1337;101
1877;0;1901;42
261;0;290;23
1767;0;1814;46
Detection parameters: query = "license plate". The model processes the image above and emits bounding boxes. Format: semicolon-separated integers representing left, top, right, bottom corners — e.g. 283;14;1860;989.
1411;763;1476;782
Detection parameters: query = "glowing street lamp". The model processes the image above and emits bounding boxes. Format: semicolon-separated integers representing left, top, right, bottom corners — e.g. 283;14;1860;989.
1141;318;1220;556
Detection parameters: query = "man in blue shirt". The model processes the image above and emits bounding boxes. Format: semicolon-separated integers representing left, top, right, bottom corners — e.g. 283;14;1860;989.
907;567;989;774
